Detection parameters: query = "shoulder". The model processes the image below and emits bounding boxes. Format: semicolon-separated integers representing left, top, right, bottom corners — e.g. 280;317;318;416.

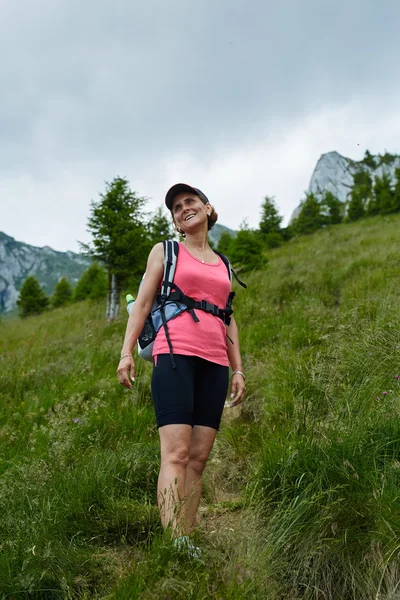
149;242;164;257
146;242;164;271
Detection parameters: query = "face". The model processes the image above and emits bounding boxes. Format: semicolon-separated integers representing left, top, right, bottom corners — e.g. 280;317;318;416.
171;192;210;232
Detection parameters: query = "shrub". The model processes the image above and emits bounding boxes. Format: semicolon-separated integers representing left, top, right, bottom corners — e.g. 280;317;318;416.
74;262;108;302
16;275;49;317
229;228;265;271
52;276;73;308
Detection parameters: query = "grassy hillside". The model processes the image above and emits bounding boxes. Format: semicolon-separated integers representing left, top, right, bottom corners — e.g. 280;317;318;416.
1;214;400;599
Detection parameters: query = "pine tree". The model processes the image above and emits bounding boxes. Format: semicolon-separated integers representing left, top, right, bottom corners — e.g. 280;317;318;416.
321;191;343;225
362;150;376;169
294;193;324;235
51;277;73;308
229;222;265;272
393;168;400;213
374;173;394;215
349;170;372;217
17;276;49;317
259;196;282;235
379;152;396;166
81;177;149;320
74;263;108;302
147;206;175;244
347;188;365;221
217;231;234;256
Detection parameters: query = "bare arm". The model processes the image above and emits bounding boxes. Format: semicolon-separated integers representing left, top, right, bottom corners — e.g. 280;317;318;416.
117;243;164;389
226;314;245;406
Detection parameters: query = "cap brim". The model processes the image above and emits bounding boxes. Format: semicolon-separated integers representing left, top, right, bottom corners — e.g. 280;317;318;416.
165;183;200;210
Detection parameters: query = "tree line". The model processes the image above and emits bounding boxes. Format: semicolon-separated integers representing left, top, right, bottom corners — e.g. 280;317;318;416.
16;157;400;318
216;150;400;269
17;177;174;319
16;264;107;318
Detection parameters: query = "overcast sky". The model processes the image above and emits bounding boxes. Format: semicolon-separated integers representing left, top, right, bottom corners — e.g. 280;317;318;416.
1;0;400;252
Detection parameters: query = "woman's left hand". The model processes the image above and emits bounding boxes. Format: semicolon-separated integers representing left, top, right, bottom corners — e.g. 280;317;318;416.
229;373;246;407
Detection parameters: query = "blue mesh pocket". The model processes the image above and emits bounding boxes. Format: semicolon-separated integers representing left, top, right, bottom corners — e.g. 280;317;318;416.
151;301;187;333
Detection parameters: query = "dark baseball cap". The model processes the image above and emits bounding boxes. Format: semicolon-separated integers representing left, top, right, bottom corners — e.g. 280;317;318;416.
165;183;209;210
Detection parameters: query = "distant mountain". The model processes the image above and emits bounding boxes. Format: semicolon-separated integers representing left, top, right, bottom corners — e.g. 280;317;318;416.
0;225;236;314
208;223;237;246
290;150;400;221
0;232;90;313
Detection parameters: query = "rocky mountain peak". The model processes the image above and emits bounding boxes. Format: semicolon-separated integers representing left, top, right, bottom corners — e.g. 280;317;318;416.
291;150;400;221
0;232;90;313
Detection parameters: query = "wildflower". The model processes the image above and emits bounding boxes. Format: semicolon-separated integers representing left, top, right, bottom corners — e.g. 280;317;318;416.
394;375;399;380
73;417;80;423
382;391;388;396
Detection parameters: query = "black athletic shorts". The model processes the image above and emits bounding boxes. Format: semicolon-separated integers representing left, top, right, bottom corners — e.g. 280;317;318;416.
151;354;229;430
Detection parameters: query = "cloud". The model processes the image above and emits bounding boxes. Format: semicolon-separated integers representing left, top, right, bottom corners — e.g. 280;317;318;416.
1;0;400;250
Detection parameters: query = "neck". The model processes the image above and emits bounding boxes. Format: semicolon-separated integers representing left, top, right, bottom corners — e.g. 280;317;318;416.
184;230;209;250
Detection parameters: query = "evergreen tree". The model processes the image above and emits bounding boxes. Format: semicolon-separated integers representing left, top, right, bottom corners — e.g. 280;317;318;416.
51;277;73;308
321;191;343;225
362;150;376;169
350;170;373;217
216;231;234;256
393;168;400;213
74;263;108;302
229;222;265;272
353;170;373;195
294;193;324;235
147;206;175;244
374;173;394;215
379;152;396;166
259;196;282;235
347;188;365;221
81;177;149;320
17;276;49;318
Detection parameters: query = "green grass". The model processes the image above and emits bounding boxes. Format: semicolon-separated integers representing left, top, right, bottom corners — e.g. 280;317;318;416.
1;213;400;598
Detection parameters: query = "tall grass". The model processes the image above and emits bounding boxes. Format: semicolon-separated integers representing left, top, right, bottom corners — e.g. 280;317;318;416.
1;213;400;598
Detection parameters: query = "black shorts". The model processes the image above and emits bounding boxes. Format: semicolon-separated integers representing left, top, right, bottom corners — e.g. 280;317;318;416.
151;354;229;430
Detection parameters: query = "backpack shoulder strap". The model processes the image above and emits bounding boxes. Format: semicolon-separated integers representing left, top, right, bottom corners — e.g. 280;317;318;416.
214;250;247;289
160;240;179;299
214;250;232;282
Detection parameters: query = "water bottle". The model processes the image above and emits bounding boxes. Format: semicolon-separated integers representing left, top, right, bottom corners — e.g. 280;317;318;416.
126;294;134;314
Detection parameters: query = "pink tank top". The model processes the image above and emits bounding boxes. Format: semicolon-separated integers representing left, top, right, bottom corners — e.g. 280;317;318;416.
153;243;231;366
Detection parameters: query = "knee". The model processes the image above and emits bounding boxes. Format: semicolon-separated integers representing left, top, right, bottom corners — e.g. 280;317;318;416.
188;448;210;476
163;443;190;469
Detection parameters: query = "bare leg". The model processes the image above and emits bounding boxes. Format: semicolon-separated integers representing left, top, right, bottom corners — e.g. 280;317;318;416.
157;424;192;535
184;425;218;532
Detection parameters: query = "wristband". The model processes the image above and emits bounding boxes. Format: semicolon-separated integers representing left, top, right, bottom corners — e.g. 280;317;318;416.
232;370;245;380
120;354;132;360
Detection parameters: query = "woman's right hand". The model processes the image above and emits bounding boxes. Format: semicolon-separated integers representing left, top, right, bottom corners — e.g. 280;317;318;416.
117;356;135;389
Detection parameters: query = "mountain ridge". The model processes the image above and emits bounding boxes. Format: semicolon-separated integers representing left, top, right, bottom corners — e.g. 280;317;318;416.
0;223;236;314
290;150;400;221
0;231;90;314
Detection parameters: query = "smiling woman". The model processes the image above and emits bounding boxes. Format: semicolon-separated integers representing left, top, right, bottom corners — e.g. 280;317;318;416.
167;184;219;235
117;183;245;557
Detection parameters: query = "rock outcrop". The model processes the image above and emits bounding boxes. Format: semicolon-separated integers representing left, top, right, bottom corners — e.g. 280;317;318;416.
290;151;400;221
0;232;90;313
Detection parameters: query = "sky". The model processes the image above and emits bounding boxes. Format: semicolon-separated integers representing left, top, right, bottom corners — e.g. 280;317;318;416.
1;0;400;252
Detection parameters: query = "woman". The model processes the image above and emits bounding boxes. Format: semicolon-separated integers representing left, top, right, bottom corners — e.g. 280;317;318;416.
117;183;245;555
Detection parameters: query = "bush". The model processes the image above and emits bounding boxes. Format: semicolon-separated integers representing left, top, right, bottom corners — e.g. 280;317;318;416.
293;193;324;235
16;275;49;317
263;231;283;249
74;263;108;302
52;276;73;308
229;228;265;271
216;231;234;256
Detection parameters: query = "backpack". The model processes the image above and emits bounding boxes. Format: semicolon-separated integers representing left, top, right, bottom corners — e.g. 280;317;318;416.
126;240;246;367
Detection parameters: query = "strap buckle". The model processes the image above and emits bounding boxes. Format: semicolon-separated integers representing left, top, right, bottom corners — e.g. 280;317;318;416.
200;300;219;315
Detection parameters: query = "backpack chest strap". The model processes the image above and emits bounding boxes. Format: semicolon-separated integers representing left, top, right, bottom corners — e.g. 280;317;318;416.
165;287;232;324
